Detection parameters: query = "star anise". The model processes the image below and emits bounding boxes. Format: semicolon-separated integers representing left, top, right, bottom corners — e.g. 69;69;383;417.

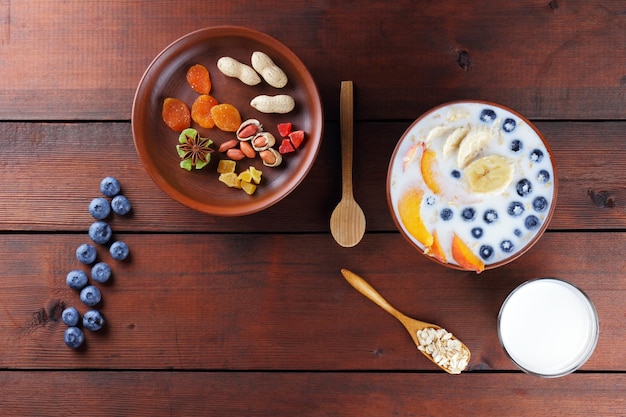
176;128;214;171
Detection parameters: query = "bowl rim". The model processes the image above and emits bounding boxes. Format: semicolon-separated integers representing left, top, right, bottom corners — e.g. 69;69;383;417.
386;99;558;272
131;25;324;216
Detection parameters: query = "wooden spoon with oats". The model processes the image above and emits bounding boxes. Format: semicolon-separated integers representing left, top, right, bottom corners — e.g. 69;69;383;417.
341;269;470;374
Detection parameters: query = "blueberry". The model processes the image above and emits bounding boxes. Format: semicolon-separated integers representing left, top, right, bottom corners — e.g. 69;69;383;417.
426;196;436;206
64;327;85;349
440;208;453;221
89;221;112;245
510;139;523;153
100;176;121;197
500;240;515;253
479;108;497;123
516;179;533;197
533;196;549;212
471;227;483;239
80;285;102;307
83;310;105;331
483;209;498;224
525;215;541;230
502;118;516;132
537;169;551;184
110;241;129;261
76;243;97;265
479;245;494;260
111;195;132;215
66;270;88;290
530;149;544;163
89;197;111;220
507;201;525;217
62;307;80;326
514;228;523;237
91;262;111;284
451;170;461;179
461;207;476;221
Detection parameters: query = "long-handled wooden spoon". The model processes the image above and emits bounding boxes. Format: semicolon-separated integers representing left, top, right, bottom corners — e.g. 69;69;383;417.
330;81;366;247
340;268;471;374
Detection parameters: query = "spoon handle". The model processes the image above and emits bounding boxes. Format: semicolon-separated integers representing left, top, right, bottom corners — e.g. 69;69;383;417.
340;81;354;199
341;269;404;320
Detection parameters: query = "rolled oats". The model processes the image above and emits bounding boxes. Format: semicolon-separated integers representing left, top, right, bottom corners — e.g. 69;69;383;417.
416;327;470;374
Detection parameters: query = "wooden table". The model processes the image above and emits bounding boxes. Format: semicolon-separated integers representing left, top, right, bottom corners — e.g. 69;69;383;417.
1;1;625;415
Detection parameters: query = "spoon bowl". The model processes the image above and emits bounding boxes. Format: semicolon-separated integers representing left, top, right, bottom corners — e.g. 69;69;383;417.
340;268;470;374
330;81;366;247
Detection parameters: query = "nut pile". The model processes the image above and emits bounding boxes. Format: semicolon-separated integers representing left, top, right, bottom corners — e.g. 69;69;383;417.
416;327;470;374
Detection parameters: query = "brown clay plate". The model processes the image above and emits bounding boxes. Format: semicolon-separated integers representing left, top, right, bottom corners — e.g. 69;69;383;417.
132;26;323;216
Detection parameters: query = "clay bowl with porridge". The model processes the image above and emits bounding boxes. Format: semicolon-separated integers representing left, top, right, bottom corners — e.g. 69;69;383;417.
387;101;557;273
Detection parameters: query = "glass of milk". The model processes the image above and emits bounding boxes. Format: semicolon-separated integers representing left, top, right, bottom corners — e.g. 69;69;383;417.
497;278;599;377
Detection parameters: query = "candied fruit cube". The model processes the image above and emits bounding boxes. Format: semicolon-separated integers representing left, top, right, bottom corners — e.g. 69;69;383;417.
217;159;236;174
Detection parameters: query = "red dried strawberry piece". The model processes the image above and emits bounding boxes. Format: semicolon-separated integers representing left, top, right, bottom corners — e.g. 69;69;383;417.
279;138;295;154
288;130;305;149
277;122;292;137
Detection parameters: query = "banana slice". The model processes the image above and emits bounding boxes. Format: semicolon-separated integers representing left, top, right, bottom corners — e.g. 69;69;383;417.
442;126;469;158
425;125;454;144
464;154;514;193
456;127;494;169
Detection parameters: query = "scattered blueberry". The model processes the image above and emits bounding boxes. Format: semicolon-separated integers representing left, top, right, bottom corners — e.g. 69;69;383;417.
451;169;461;179
502;118;516;132
529;149;544;163
440;208;453;221
89;221;112;245
76;243;97;265
64;327;85;349
510;139;523;153
525;215;541;230
507;201;525;217
110;241;129;261
461;207;476;221
537;169;551;184
111;195;132;215
514;228;523;237
89;197;111;220
80;285;102;307
83;310;105;331
479;245;494;260
66;270;89;290
91;262;112;284
62;307;80;326
479;108;497;123
483;209;499;224
533;196;549;212
516;179;533;197
471;227;483;239
100;176;121;197
500;240;515;253
426;196;436;206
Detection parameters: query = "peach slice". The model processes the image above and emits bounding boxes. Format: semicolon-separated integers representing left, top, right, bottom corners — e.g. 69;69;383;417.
427;230;447;264
402;142;422;171
420;148;441;195
398;188;434;248
451;233;484;273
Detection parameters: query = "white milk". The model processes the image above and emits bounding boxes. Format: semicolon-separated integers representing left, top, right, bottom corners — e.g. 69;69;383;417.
498;278;599;377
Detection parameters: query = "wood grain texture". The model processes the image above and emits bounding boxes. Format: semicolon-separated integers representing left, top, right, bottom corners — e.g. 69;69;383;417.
0;371;624;416
0;233;623;371
0;121;624;232
1;1;626;120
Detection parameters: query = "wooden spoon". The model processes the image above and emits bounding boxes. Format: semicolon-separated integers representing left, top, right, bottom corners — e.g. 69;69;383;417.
330;81;366;247
340;269;471;374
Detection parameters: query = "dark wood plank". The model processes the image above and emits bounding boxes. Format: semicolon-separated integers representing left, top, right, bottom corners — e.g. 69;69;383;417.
1;121;625;232
0;371;624;416
0;233;622;371
1;1;626;120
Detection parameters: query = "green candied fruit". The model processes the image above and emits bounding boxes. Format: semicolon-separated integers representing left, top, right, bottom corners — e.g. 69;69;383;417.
175;128;213;171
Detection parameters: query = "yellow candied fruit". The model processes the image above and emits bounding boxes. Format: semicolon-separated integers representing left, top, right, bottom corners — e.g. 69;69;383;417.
249;166;263;184
218;172;241;188
217;159;236;174
241;181;257;195
238;170;252;182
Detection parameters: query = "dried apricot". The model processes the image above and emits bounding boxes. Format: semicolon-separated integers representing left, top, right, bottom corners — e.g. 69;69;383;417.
191;94;219;128
186;64;211;94
162;98;191;132
210;103;242;132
